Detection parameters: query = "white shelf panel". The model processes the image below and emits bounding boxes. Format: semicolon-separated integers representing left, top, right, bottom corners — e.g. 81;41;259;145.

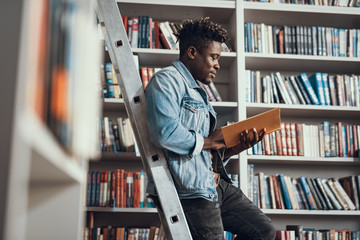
86;207;158;213
103;98;238;115
243;2;360;28
118;0;235;9
246;103;360;119
117;1;235;24
19;112;84;183
262;209;360;216
133;48;236;68
245;53;360;74
248;155;360;165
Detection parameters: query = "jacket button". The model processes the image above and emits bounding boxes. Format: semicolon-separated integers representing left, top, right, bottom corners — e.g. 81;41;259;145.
209;167;213;171
209;194;214;198
206;114;209;118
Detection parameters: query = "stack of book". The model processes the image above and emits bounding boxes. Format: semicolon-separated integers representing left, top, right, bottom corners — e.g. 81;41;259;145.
248;169;360;211
121;16;233;52
276;225;360;240
244;23;360;57
246;71;360;107
86;170;152;209
248;122;360;158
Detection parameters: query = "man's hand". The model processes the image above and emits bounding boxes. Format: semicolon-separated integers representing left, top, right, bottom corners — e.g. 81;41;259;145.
223;128;266;159
203;128;225;150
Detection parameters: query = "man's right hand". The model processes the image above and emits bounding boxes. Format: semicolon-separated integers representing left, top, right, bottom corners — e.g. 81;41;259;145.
203;128;225;150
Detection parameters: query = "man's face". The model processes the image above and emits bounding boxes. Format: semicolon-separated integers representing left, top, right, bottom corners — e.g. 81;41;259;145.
192;41;221;85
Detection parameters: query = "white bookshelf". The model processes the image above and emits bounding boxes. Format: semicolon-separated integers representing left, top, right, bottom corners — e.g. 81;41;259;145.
0;0;101;239
90;0;360;235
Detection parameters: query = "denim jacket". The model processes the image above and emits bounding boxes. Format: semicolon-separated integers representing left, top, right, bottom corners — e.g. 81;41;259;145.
145;60;231;202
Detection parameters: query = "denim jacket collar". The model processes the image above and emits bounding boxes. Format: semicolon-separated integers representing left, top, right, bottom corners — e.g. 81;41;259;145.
172;59;199;89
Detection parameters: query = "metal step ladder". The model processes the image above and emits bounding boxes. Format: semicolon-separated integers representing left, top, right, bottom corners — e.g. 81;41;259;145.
95;0;192;239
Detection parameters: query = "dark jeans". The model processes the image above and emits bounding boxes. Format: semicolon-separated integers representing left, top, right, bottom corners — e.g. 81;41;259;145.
152;179;275;240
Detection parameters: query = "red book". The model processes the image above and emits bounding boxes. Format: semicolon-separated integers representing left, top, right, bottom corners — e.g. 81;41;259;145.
275;130;283;155
122;16;128;35
140;67;149;89
272;175;283;209
295;123;304;156
115;169;121;207
154;21;160;49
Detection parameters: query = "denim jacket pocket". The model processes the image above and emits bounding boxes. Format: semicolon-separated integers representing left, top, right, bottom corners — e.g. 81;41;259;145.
180;98;206;132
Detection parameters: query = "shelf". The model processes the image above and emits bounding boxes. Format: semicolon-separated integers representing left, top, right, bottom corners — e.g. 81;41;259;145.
262;209;360;216
248;155;360;165
103;98;237;115
243;2;360;29
19;112;84;184
86;207;158;213
246;103;360;120
117;1;235;23
132;48;236;68
245;53;360;74
92;152;141;162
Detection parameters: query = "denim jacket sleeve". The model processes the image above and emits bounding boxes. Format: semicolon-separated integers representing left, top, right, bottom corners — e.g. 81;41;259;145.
145;69;204;156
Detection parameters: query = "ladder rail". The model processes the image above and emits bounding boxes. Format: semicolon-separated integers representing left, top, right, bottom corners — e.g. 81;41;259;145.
95;1;192;239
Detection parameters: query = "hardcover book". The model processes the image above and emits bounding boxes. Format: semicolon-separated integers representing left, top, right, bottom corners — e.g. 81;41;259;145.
222;108;281;148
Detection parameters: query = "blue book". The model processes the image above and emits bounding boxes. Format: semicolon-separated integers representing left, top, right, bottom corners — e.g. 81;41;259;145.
309;73;326;105
349;124;354;157
342;126;347;157
95;171;101;206
299;176;316;210
104;63;115;98
298;73;320;105
278;174;292;209
264;176;272;209
321;73;331;105
86;171;92;207
90;171;96;206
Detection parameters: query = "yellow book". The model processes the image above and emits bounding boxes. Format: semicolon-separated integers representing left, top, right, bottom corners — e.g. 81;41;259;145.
221;108;281;148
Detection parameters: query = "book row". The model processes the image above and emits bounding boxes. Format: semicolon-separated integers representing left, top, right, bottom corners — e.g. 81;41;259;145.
121;16;233;52
248;168;360;210
244;23;360;57
276;225;360;240
99;117;138;154
246;71;360;107
86;170;153;208
83;226;164;240
244;0;360;7
83;225;236;240
248;122;360;158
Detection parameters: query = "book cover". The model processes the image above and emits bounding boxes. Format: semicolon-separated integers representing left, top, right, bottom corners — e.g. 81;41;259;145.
221;108;281;148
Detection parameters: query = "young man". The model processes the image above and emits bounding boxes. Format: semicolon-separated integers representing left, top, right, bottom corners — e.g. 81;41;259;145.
145;17;275;240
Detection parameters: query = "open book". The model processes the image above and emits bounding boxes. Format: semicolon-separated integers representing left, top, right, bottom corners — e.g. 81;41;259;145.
221;108;281;148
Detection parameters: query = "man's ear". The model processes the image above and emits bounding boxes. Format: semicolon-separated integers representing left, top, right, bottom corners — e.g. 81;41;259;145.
186;46;197;60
